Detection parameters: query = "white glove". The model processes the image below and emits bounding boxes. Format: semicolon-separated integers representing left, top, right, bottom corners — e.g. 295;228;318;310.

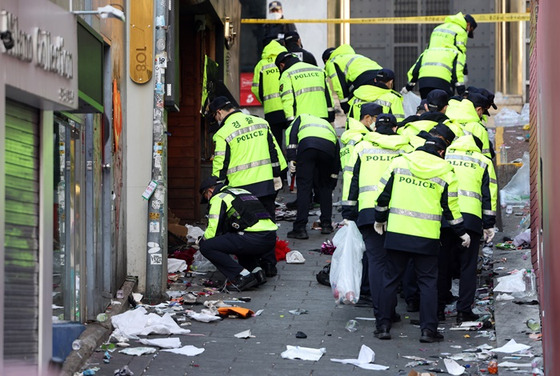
483;228;495;243
374;222;387;235
460;233;471;248
273;177;283;191
400;87;408;95
288;161;296;174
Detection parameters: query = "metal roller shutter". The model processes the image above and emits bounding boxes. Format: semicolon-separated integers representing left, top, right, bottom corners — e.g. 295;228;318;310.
4;99;40;363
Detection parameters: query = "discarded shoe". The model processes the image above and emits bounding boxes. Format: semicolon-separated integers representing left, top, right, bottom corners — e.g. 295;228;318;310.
252;267;267;286
259;260;278;277
456;310;480;324
227;273;258;292
419;328;444;343
374;325;391;340
406;301;420;312
287;229;309;239
320;224;334;234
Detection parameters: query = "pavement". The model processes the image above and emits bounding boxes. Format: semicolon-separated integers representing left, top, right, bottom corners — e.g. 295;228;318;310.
64;178;543;376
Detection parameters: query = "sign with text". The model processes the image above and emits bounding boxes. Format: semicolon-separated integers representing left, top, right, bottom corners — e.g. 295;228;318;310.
239;72;261;107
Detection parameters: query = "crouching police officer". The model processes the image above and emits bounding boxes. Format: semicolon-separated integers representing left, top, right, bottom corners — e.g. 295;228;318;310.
198;176;278;291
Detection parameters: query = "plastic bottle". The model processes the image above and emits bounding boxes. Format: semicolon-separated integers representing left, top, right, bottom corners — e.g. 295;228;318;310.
72;339;82;351
345;319;358;332
488;359;498;374
523;269;537;295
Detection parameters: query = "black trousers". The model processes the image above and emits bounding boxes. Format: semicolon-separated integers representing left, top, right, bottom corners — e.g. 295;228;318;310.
438;228;482;312
378;249;439;332
199;231;276;279
293;148;334;231
403;259;420;305
360;225;387;316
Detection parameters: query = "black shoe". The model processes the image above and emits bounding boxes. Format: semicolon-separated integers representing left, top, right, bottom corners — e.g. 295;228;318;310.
374;325;391;340
320;224;334;234
259;260;278;277
287;229;309;239
406;301;420;312
286;200;297;210
391;313;401;323
437;309;446;322
419;328;444;343
456;311;480;324
227;273;258;292
252;267;267;286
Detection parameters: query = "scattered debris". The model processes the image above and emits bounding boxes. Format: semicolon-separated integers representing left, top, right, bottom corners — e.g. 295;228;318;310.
281;345;326;361
330;344;389;370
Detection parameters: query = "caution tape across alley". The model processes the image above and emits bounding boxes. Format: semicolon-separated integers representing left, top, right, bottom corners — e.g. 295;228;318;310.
241;12;530;24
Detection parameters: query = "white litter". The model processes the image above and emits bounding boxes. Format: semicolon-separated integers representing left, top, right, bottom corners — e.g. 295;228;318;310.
168;258;188;273
496;293;515;301
444;358;466;375
111;306;191;339
286;250;306;264
139;337;181;349
498;361;532;368
119;347;157;356
494;270;525;293
186;310;221;323
330;344;389;370
492;339;531;353
281;345;326;361
234;329;255;339
162;345;205;356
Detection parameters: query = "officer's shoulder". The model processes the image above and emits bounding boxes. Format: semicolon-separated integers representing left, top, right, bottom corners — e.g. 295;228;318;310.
390;90;403;98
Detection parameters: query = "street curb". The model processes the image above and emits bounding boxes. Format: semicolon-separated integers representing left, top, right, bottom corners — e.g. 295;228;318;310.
60;277;138;376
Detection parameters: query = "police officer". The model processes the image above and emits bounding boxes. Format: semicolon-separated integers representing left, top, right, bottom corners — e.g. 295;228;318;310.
263;1;297;42
429;12;477;54
208;96;286;218
373;136;470;343
322;44;383;113
348;69;405;123
276;52;335;123
284;31;317;66
404;46;466;98
252;39;288;146
344;114;413;318
438;134;497;323
198;176;278;291
286;114;339;239
445;92;495;159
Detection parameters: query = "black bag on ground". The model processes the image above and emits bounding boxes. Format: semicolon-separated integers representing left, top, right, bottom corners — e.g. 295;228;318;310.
316;263;331;286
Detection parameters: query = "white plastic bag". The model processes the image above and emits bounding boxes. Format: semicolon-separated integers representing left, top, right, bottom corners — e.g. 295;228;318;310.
402;91;421;117
500;152;530;206
329;221;365;304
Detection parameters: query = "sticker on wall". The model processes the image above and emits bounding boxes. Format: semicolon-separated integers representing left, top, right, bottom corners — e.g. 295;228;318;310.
149;212;160;220
150;253;163;265
149;221;160;232
142;180;158;200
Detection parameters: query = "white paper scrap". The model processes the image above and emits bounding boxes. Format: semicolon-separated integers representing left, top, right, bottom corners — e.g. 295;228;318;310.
492;339;531;353
281;345;326;361
330;344;389;370
139;337;181;349
186;311;221;323
162;345;205;356
444;358;466;375
111;307;191;339
498;361;532;367
119;347;157;356
234;330;255;339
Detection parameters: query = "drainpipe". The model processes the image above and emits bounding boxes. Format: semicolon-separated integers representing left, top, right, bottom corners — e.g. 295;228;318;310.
145;0;169;303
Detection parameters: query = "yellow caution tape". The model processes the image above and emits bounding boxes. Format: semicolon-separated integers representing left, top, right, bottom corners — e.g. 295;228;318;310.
241;12;530;24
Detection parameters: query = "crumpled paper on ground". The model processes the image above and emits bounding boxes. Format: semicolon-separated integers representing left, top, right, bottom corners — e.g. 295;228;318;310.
330;344;389;370
494;270;525;293
286;250;306;264
513;228;531;247
162;345;205;356
139;337;181;349
186;310;221;322
492;339;531;353
498;361;533;367
119;347;157;356
111;307;191;339
281;345;325;361
234;329;255;339
444;358;466;375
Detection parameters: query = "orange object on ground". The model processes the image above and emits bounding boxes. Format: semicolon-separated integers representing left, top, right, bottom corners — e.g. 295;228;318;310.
217;306;254;319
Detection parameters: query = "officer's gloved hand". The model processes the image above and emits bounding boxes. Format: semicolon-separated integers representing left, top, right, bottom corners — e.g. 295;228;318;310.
341;219;354;226
483;228;495;243
373;221;387;235
273;177;283;191
460;233;471;248
288;161;296;174
456;85;466;96
401;82;415;95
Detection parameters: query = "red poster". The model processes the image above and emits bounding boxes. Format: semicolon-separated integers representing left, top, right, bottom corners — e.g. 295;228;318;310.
239;72;261;107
